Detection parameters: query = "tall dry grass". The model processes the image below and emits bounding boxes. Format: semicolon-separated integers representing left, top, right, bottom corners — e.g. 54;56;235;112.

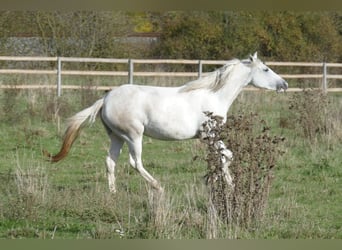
282;89;342;149
1;86;341;238
288;89;329;141
200;112;285;233
2;154;50;232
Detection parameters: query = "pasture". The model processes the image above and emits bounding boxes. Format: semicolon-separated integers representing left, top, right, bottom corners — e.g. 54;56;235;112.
0;86;341;239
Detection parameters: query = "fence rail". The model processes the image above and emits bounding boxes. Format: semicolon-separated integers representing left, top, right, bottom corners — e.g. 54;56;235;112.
1;56;341;96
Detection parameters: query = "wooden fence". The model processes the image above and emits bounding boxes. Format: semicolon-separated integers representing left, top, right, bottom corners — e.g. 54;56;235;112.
0;56;341;96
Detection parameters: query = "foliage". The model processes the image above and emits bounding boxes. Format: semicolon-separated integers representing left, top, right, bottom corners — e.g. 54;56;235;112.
151;12;228;60
230;12;341;61
150;11;342;62
126;11;162;33
288;89;330;141
34;11;130;58
201;112;284;228
1;11;341;62
0;11;148;58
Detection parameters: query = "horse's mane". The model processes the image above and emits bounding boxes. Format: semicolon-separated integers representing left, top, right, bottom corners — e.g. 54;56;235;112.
179;59;241;93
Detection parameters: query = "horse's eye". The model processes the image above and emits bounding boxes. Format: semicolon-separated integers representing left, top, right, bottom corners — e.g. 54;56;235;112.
263;68;269;72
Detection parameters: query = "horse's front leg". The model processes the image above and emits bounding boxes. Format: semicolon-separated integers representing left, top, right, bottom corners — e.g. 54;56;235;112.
214;140;234;188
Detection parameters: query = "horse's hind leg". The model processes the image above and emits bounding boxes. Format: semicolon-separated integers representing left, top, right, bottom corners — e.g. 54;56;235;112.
106;134;124;193
127;136;163;192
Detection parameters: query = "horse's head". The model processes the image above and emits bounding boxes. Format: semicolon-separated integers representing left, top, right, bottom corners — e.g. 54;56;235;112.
247;52;288;92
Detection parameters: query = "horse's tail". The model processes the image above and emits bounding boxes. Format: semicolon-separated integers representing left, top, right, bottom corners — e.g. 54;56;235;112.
43;98;104;163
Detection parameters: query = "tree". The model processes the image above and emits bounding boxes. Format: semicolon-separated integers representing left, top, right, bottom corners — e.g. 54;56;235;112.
152;11;342;62
35;11;131;58
297;12;341;61
223;11;342;61
1;11;341;62
151;11;229;60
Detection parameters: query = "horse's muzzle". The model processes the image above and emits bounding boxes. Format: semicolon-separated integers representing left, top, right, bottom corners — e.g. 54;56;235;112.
277;80;288;93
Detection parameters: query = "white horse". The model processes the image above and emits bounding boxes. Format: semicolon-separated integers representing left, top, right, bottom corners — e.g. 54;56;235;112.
44;52;287;193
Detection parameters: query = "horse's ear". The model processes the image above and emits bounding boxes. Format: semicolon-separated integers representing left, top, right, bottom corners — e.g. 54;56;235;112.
249;52;258;62
249;55;254;62
253;51;258;59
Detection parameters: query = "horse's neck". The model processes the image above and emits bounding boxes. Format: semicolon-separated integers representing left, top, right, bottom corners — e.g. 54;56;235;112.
216;65;252;115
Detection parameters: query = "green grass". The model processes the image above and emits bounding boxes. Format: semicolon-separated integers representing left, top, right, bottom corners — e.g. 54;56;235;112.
0;88;341;239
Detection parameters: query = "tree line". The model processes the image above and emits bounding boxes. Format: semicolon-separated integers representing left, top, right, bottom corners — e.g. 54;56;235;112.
0;11;341;62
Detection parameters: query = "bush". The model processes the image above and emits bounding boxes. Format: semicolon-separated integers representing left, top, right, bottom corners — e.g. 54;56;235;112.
151;12;229;60
288;89;329;141
201;112;284;228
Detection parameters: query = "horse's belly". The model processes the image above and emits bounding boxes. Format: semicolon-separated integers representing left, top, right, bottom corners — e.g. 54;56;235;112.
143;120;199;140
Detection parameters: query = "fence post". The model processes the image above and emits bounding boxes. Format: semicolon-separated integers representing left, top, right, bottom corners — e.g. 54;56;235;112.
322;62;327;93
198;60;202;78
128;59;133;84
57;57;62;97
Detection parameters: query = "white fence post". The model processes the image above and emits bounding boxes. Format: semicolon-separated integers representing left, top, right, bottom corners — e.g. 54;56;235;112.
129;59;133;84
322;62;327;93
198;60;202;78
57;57;62;97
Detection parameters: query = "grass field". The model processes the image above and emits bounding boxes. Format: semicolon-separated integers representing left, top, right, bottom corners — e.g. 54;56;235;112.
0;86;341;239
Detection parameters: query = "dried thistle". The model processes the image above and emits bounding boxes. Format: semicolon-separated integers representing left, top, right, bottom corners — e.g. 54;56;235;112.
201;111;285;227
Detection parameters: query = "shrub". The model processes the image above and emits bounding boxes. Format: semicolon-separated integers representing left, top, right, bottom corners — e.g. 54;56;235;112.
288;89;329;141
201;112;284;229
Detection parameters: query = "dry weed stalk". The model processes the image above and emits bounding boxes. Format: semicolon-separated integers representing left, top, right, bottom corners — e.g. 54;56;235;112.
13;161;49;220
201;112;284;229
288;89;329;141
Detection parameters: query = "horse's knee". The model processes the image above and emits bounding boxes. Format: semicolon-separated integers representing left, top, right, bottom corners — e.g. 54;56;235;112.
106;156;115;173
